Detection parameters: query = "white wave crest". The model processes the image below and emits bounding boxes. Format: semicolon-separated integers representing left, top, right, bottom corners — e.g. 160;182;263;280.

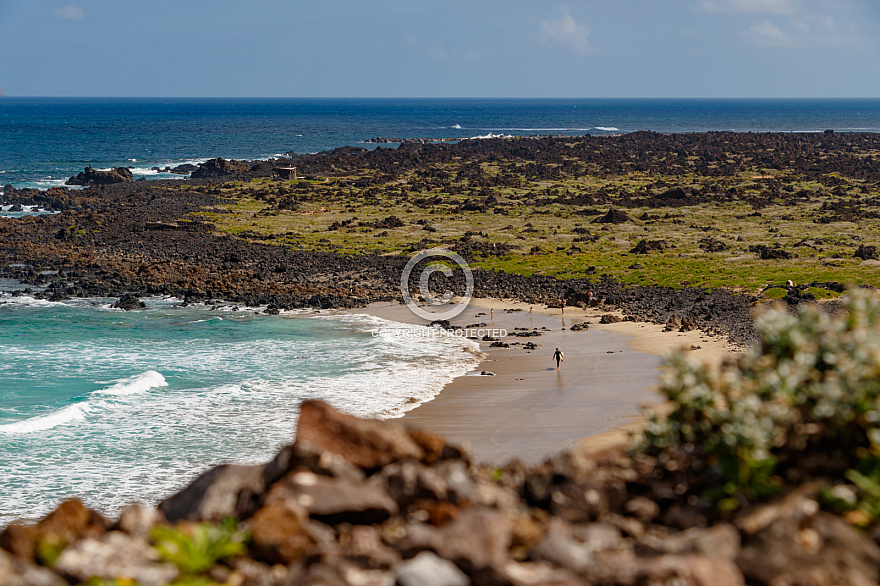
452;124;462;129
593;126;619;131
94;371;168;396
0;404;87;435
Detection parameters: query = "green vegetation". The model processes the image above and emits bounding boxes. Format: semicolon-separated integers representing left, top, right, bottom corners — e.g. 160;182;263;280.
151;519;248;576
641;289;880;520
186;148;880;298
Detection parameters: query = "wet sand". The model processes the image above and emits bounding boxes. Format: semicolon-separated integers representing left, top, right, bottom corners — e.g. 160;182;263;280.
359;297;735;465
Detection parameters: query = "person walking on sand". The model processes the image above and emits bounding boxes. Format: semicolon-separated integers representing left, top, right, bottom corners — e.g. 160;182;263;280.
553;347;564;369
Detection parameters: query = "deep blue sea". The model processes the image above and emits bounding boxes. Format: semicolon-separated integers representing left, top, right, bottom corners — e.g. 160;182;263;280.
2;97;880;523
2;98;880;190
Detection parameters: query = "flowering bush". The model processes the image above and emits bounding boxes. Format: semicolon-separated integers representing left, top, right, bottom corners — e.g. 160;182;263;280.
642;289;880;516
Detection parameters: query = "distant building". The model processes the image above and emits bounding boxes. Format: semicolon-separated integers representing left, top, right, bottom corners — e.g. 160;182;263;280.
277;166;297;180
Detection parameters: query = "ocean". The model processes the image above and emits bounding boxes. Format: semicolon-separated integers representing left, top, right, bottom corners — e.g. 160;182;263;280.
2;97;880;524
0;292;480;525
2;98;880;190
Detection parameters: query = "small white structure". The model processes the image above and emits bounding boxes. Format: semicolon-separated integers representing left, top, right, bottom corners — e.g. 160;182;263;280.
277;166;297;180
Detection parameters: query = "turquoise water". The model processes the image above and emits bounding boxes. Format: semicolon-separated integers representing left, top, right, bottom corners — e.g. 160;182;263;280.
0;295;479;524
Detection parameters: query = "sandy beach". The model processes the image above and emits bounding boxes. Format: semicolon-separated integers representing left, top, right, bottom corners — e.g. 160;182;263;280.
357;297;735;465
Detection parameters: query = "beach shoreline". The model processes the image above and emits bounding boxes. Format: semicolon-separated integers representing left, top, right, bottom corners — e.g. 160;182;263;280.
352;296;736;465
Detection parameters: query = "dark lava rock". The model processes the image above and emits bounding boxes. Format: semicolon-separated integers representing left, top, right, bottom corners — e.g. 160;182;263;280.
700;238;729;253
569;322;588;332
750;245;795;260
854;244;879;261
599;314;622;324
66;166;133;186
593;207;630;224
111;294;145;311
630;239;666;254
658;188;687;200
169;164;197;175
190;158;252;179
783;287;817;306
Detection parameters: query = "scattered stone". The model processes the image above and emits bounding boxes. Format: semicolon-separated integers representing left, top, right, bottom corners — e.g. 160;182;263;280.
264;469;398;526
479;371;496;376
0;548;67;586
630;239;666;254
599;314;622;324
53;532;178;586
569;323;588;332
750;244;795;260
396;551;469;586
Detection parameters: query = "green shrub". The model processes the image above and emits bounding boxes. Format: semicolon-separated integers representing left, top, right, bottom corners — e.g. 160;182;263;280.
641;289;880;516
150;518;248;575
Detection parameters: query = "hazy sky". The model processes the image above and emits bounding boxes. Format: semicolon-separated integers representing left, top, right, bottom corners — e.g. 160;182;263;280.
1;0;878;97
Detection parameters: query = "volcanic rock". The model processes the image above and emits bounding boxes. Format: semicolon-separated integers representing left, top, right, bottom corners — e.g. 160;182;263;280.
0;499;108;563
52;532;178;586
158;463;266;522
169;164;197;175
395;551;469;586
294;400;424;471
111;293;145;311
630;239;666;254
593;207;630;224
65;166;133;186
190;158;252;179
854;244;879;261
263;470;398;526
750;244;795;260
0;548;67;586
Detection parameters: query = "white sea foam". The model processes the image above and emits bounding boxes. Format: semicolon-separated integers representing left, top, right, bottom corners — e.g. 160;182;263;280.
0;403;87;435
452;124;462;129
94;371;168;396
594;126;620;131
0;306;482;524
468;133;510;140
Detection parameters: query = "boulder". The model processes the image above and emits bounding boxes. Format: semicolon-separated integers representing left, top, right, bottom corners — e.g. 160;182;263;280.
736;490;880;585
397;508;512;574
854;244;879;261
0;548;66;586
158;463;265;522
0;499;108;563
169;164;197;175
593;207;630;224
53;532;178;586
250;500;313;564
111;293;145;311
65;166;132;186
630;239;666;254
263;469;398;526
190;157;252;179
294;400;424;471
396;551;469;586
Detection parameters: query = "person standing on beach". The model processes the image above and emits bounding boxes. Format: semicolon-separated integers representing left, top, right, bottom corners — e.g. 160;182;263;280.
553;347;564;369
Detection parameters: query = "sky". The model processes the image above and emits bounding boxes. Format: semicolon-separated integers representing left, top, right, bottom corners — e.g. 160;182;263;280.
0;0;878;98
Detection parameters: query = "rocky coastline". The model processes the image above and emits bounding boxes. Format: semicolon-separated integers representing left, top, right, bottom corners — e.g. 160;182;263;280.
0;143;779;346
3;133;880;584
1;400;875;585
